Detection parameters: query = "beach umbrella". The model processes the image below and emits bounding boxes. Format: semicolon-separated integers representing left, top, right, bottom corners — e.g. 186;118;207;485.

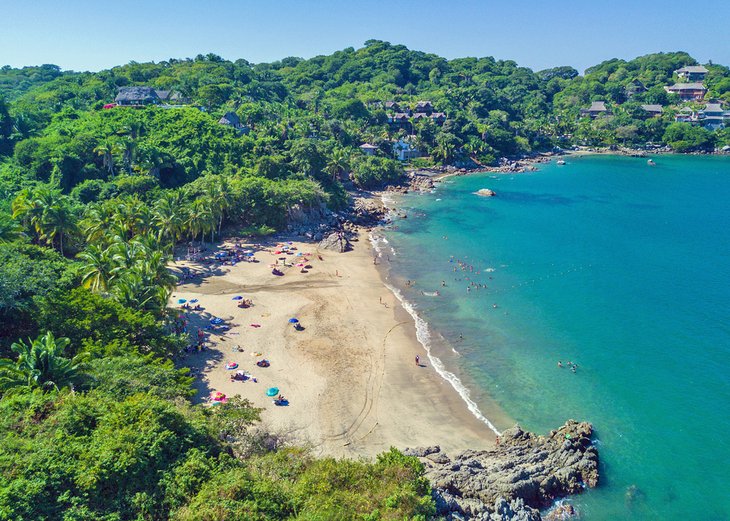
266;387;279;397
177;298;187;304
190;299;199;303
288;318;299;324
232;295;243;300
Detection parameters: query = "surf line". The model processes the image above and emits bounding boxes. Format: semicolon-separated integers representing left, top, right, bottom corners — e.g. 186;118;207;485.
370;233;502;436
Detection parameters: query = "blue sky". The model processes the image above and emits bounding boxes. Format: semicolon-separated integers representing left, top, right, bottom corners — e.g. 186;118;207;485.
2;0;729;73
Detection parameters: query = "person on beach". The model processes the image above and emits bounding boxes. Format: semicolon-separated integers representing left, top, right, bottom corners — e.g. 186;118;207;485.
415;355;420;366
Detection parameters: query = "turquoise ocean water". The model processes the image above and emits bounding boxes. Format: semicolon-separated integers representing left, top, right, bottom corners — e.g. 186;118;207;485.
378;155;730;520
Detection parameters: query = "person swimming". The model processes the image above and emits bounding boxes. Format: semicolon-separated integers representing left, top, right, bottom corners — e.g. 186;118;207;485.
557;360;563;368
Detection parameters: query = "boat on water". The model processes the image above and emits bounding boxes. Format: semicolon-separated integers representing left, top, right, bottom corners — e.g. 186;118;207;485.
557;159;566;165
647;159;656;166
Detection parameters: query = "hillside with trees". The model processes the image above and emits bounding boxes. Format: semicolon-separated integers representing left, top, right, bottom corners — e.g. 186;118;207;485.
0;42;728;520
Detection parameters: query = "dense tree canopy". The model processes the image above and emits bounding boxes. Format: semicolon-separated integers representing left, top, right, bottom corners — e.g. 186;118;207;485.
0;43;728;520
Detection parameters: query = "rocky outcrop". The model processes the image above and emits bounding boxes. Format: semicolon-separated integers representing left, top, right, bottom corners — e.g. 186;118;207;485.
405;420;598;520
318;232;352;253
350;198;386;225
475;188;496;197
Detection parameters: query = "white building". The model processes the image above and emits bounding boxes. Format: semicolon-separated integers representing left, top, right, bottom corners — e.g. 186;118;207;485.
393;139;420;161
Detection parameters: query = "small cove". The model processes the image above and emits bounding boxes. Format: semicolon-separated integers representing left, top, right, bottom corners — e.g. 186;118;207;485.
381;155;730;519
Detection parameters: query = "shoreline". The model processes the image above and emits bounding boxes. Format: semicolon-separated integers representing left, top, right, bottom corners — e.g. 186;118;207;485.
171;231;497;459
369;231;506;436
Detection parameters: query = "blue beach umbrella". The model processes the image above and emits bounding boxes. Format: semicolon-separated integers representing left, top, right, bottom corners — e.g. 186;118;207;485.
232;295;243;300
288;318;299;324
266;387;279;397
190;299;199;303
177;298;187;304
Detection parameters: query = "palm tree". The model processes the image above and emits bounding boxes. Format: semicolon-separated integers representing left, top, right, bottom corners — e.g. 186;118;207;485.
137;145;167;178
39;197;76;256
0;213;22;243
204;176;233;238
93;137;121;176
185;198;215;245
11;188;42;238
326;148;349;182
77;244;114;292
0;332;85;394
120;138;138;174
153;192;184;248
13;186;76;254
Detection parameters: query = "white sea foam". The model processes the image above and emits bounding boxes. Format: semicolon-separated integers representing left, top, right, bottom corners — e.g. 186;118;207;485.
385;279;502;436
370;231;502;436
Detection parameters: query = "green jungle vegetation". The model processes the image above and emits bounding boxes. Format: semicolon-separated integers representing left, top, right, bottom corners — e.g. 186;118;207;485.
0;41;729;520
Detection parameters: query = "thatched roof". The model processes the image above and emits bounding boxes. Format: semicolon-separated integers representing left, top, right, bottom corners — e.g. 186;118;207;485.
586;101;608;112
675;65;708;74
640;104;663;113
359;143;378;150
155;90;187;102
115;86;159;103
218;111;241;127
703;102;724;113
667;82;706;91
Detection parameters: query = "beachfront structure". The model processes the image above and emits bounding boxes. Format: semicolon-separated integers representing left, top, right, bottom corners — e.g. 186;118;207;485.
392;139;420;161
699;102;729;129
674;65;709;82
359;143;379;156
665;82;707;101
640;104;664;117
384;101;401;112
580;101;611;118
115;86;160;106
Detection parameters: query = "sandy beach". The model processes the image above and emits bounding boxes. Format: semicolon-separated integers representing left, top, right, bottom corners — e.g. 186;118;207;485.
171;232;497;458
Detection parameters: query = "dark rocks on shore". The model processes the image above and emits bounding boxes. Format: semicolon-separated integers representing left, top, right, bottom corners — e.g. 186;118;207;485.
318;232;352;253
404;420;598;520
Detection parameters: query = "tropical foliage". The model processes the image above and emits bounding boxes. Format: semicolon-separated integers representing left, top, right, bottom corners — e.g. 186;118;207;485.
0;43;728;520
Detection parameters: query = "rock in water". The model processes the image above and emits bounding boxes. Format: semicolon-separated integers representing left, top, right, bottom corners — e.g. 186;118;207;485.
407;420;598;520
318;232;352;253
476;188;497;197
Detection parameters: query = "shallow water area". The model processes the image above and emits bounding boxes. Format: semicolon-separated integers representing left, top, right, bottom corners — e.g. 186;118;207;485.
381;155;730;520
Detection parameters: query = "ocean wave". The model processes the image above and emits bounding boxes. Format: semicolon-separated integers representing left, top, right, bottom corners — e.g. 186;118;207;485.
386;279;501;436
371;231;502;436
